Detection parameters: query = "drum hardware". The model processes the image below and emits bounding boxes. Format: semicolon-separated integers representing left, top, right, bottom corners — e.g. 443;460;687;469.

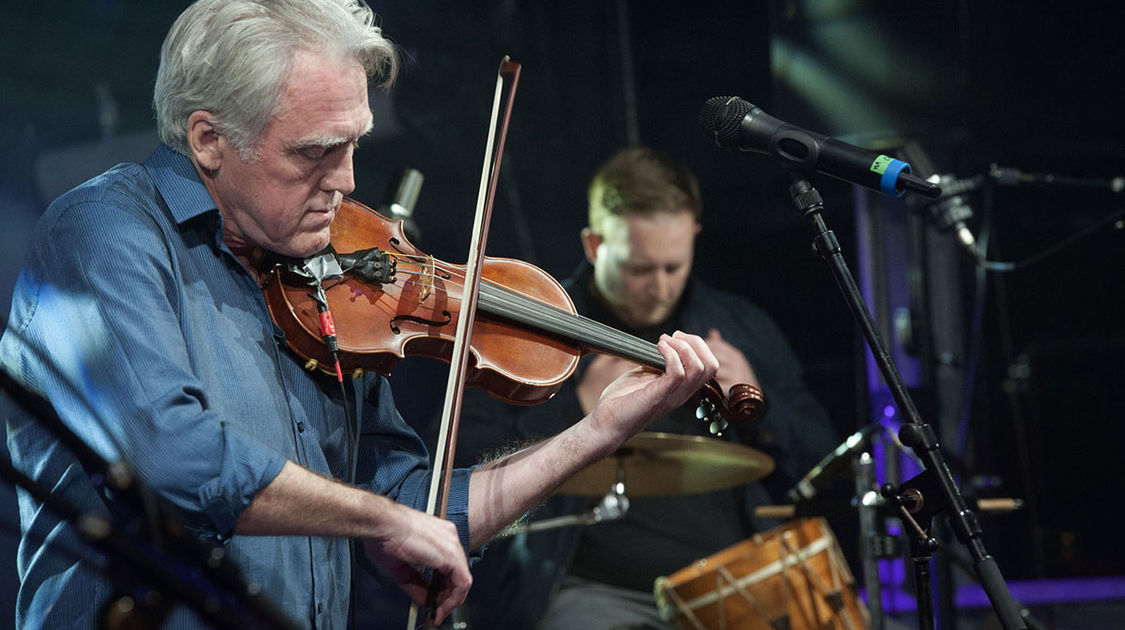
855;452;885;630
497;431;773;538
494;481;629;539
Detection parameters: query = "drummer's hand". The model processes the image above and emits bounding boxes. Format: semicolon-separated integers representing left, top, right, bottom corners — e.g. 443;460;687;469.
363;498;472;625
576;354;640;414
705;328;760;395
590;331;718;442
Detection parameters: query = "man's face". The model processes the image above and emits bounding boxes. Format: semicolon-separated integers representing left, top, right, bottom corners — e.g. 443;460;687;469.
204;50;373;258
585;210;699;329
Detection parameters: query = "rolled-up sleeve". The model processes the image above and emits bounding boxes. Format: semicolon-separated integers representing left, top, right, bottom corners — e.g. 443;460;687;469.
4;195;286;536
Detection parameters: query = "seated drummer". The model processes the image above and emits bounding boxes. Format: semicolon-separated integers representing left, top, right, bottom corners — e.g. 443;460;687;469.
449;146;841;629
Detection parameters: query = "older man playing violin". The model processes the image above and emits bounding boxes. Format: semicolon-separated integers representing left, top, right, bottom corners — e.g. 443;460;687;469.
0;1;719;628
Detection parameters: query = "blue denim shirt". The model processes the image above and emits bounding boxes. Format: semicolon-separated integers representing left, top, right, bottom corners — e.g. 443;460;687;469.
1;144;472;629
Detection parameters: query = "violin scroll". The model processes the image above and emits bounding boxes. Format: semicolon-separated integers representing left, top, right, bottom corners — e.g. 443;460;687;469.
727;382;766;423
695;381;765;435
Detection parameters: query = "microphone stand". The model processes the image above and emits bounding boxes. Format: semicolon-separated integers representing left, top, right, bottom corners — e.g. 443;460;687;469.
784;173;1027;630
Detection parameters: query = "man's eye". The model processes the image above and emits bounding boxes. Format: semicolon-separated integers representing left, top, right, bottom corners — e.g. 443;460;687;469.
300;147;328;160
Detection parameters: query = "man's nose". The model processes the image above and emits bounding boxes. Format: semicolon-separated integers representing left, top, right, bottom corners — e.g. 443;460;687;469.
649;270;671;299
322;147;356;196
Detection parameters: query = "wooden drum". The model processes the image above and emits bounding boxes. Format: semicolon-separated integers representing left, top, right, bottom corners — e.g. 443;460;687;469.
655;518;868;630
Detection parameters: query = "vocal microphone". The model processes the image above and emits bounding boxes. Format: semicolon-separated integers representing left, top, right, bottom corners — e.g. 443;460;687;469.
699;96;941;198
785;423;883;504
377;168;424;242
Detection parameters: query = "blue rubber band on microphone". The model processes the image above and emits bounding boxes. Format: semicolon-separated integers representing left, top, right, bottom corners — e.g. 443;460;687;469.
879;159;911;197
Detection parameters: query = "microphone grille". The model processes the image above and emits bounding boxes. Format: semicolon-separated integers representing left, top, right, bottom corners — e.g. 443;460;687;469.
699;96;751;148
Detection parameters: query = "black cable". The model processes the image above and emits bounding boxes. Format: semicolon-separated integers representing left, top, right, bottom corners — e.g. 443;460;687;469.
973;206;1125;273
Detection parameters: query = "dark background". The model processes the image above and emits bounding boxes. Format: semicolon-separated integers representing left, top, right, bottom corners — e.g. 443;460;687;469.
2;0;1123;627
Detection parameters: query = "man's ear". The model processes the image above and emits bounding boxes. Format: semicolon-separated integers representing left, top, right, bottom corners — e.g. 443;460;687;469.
187;110;224;173
580;227;602;265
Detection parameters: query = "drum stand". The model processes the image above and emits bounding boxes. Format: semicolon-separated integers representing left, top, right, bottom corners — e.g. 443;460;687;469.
496;460;631;539
853;452;889;630
783;175;1027;630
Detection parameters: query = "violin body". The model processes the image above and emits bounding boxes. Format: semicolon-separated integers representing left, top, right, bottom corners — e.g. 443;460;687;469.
265;197;763;426
264;197;581;405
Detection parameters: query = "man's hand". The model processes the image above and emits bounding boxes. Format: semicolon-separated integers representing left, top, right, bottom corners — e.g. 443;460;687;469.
465;331;717;545
576;354;640;414
705;328;759;395
363;498;472;625
234;461;472;624
589;331;719;443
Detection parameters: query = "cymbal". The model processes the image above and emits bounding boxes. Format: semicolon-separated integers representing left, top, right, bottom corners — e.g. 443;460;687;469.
556;431;775;497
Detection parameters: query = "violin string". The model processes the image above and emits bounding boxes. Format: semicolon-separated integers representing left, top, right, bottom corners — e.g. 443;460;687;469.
484;286;663;367
385;259;662;366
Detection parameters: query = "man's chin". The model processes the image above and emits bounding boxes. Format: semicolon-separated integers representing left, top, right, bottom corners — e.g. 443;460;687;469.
278;233;332;259
627;308;672;329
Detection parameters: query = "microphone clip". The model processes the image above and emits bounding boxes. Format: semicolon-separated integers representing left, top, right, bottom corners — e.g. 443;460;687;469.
915;173;987;263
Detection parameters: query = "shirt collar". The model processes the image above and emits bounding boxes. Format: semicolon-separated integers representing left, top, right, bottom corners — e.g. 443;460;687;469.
144;143;219;225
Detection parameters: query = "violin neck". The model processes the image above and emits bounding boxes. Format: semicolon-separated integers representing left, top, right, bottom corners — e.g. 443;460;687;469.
478;282;665;369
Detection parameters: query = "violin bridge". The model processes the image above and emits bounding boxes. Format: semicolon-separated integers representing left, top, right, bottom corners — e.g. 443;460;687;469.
419;255;435;302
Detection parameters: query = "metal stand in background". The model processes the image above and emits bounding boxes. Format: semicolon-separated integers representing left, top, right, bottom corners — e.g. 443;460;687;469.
497;480;629;539
785;174;1027;630
854;451;886;630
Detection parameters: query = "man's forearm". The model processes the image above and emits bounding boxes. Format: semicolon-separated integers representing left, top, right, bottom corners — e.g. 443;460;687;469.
466;416;617;549
234;460;392;538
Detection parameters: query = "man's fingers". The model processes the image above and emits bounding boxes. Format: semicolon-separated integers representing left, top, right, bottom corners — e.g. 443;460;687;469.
428;556;473;624
385;547;471;625
656;332;718;402
656;334;686;379
388;563;429;606
665;332;717;392
674;330;719;378
362;502;473;623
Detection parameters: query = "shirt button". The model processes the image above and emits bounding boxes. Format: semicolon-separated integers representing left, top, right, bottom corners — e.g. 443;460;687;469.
317;602;324;614
297;422;305;433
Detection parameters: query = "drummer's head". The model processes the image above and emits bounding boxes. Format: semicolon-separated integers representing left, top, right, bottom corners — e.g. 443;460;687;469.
582;147;702;329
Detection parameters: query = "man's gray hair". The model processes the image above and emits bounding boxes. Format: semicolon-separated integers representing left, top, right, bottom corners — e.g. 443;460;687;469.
154;0;397;158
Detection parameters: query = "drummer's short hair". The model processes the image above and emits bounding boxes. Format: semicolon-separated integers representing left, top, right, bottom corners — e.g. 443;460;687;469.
587;146;703;233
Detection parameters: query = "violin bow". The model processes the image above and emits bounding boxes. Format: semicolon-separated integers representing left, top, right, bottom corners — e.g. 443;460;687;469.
408;56;522;630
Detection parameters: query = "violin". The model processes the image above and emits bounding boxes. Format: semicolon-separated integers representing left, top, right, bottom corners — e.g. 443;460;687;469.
262;197;765;431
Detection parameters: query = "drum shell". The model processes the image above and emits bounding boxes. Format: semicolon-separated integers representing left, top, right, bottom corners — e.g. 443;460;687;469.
655;518;868;630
